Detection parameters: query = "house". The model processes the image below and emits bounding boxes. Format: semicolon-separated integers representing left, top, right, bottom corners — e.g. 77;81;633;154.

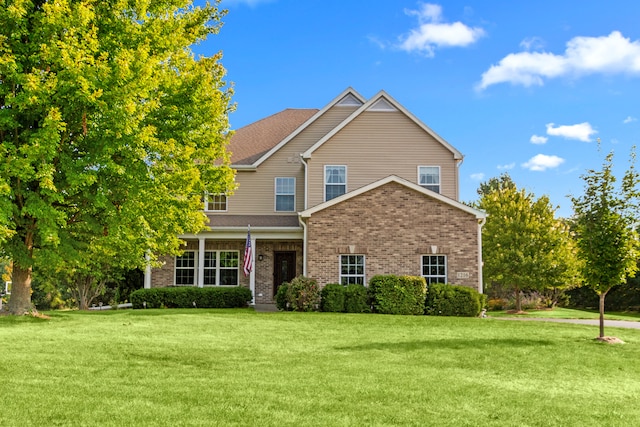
144;88;487;304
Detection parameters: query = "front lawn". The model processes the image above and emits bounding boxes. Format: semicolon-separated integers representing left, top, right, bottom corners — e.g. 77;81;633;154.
2;309;640;426
489;307;640;321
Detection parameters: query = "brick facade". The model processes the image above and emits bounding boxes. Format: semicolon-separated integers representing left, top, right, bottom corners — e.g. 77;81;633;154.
304;181;481;290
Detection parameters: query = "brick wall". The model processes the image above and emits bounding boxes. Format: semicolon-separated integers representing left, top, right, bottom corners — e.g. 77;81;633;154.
305;181;481;290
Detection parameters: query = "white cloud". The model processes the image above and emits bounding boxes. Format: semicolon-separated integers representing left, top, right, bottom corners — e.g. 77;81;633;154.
530;135;548;144
519;37;545;51
497;163;515;170
470;173;485;181
522;154;565;171
624;116;637;124
398;3;485;57
546;122;597;142
477;31;640;90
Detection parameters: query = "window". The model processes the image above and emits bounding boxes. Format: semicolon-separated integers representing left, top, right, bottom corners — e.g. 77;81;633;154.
340;255;365;285
325;165;346;201
174;250;239;286
204;194;227;212
418;166;440;193
175;251;196;286
422;255;447;285
275;177;295;211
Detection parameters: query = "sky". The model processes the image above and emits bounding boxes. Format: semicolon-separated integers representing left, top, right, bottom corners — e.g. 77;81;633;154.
193;0;640;217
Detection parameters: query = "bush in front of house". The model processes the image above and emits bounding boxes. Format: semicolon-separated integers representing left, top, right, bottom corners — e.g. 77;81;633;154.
130;286;252;309
320;283;345;312
343;284;371;313
281;276;320;312
275;283;291;311
425;283;484;317
369;275;426;315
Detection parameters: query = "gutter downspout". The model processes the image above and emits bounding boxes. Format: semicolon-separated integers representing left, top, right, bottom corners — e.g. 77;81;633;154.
477;216;486;294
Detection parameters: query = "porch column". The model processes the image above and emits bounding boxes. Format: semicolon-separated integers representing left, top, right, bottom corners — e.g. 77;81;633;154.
197;236;205;288
144;252;151;289
250;235;256;305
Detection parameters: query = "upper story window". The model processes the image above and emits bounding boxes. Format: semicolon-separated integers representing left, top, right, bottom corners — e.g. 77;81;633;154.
204;193;227;212
340;255;365;285
275;177;296;212
418;166;440;193
325;165;346;201
421;255;447;285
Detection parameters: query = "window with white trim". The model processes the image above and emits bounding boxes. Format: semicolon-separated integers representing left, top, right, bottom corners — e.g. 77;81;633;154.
340;255;365;285
174;250;239;286
175;251;196;286
204;194;227;212
421;255;447;285
275;177;295;211
325;165;346;201
418;166;440;193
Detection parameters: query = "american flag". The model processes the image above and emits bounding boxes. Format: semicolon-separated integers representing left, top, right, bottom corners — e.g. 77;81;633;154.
243;226;252;277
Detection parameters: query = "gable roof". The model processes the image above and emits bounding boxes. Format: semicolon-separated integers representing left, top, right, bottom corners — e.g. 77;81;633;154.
228;108;318;165
229;87;366;168
301;90;464;160
299;175;486;219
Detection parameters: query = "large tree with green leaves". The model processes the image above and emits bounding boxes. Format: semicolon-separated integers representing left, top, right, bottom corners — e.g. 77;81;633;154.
478;175;580;311
0;0;235;314
571;149;640;339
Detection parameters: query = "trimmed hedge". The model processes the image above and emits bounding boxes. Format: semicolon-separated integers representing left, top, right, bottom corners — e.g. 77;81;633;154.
425;283;485;317
369;275;426;315
344;284;371;313
130;286;252;309
320;283;345;312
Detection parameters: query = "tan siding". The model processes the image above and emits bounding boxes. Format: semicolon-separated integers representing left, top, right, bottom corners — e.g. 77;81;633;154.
307;111;459;208
226;106;358;215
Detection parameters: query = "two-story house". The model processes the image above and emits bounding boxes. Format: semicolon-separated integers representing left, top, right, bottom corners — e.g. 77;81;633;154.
145;88;487;304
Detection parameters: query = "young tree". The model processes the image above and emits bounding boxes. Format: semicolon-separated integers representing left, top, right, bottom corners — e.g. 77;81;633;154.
571;150;639;339
0;0;235;314
478;180;580;312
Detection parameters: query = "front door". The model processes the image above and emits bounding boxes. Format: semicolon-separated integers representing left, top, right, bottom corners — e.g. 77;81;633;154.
274;251;296;296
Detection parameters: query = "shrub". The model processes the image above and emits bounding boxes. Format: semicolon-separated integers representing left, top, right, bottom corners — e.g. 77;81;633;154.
369;275;426;315
275;283;291;311
425;283;483;317
284;276;320;312
321;283;345;312
343;284;370;313
130;287;252;309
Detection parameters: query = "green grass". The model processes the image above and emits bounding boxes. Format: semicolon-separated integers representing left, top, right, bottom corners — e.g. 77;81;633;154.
489;307;640;321
2;309;640;426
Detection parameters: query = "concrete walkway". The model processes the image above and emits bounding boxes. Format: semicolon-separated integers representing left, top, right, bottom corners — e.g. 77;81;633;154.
492;316;640;329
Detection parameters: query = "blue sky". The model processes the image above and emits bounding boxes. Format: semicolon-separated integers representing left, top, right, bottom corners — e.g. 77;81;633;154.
194;0;640;217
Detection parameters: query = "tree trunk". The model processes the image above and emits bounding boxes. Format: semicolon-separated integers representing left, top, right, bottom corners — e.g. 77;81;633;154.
514;285;521;312
7;263;34;315
598;290;608;338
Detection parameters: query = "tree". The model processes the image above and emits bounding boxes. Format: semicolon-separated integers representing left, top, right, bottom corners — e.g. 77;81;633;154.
571;149;639;339
478;179;580;312
0;0;235;314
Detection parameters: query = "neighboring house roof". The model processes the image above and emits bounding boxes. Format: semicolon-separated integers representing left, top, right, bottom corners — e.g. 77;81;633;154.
302;90;463;160
300;175;486;219
229;87;367;168
228;108;318;165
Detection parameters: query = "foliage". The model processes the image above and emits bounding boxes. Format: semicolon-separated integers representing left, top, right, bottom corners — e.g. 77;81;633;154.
476;172;517;196
0;0;235;314
282;276;320;312
320;283;345;312
130;286;252;309
477;179;580;311
275;282;291;311
425;283;485;317
369;275;426;315
571;148;640;337
343;284;371;313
